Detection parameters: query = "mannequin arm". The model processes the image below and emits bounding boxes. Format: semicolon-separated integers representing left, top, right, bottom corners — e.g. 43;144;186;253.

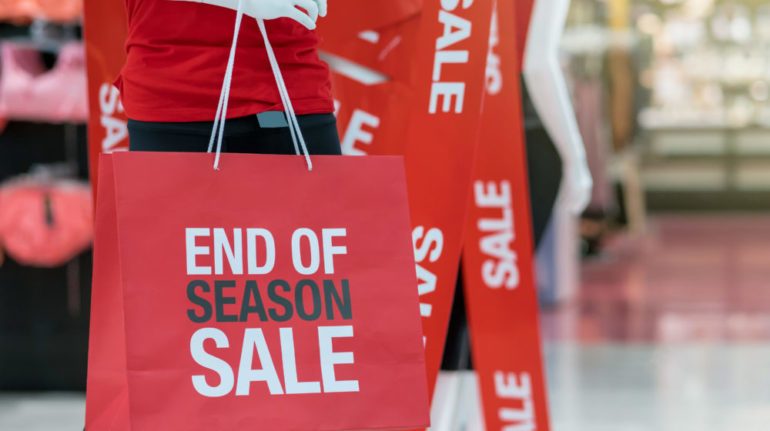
523;0;592;214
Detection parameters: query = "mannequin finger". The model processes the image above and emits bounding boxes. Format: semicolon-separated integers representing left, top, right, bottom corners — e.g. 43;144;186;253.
293;0;319;23
316;0;327;17
286;6;316;30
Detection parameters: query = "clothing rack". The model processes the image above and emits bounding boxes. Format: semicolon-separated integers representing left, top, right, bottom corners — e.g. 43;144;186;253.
0;11;91;391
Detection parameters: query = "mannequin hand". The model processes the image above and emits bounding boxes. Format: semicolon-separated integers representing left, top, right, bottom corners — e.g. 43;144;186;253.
561;160;593;215
246;0;328;25
175;0;328;30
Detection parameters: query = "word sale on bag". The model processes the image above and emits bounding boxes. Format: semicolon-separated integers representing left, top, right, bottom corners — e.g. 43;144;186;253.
184;226;359;398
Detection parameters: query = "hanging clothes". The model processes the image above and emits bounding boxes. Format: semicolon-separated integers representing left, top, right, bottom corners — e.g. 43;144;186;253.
0;43;88;123
0;178;92;267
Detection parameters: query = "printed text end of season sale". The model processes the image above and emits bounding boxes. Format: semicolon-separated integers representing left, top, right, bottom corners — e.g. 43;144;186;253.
183;227;361;398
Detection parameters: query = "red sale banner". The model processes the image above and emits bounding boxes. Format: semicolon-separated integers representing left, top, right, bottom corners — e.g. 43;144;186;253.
83;0;128;192
322;17;421;158
516;0;535;65
398;0;494;396
86;153;430;430
317;0;421;45
324;1;494;398
462;1;551;429
332;75;412;157
321;16;422;84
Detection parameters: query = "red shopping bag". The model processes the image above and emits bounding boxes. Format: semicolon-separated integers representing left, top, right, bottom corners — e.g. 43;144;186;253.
85;152;430;430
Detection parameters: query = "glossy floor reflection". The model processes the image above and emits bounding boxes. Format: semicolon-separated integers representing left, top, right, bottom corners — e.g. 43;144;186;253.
543;214;770;343
545;343;770;431
543;214;770;431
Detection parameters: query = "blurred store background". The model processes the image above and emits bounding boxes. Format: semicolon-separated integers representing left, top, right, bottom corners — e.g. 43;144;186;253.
544;0;770;429
2;0;770;430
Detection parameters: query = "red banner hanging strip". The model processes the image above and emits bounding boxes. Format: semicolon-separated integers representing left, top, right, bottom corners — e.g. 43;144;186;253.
462;1;551;429
515;0;536;65
316;0;422;44
331;75;412;157
83;0;129;194
398;0;494;395
323;0;495;401
320;16;422;84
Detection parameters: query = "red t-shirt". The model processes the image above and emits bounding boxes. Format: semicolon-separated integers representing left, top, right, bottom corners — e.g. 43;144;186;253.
118;0;334;122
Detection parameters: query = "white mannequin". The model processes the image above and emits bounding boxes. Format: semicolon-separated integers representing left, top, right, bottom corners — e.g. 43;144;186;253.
523;0;592;214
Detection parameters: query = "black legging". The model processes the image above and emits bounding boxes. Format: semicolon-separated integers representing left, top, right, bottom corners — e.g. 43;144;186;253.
521;77;563;250
127;113;342;155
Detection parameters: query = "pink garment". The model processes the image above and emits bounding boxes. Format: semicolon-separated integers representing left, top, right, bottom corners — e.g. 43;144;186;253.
0;43;88;123
0;179;93;267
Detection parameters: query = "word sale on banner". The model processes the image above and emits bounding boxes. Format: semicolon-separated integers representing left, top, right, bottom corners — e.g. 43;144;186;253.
462;1;551;430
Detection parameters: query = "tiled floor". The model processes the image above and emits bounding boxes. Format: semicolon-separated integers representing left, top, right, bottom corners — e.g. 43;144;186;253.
3;215;770;430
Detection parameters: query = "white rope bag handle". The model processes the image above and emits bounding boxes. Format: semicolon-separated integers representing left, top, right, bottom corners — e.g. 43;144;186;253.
208;0;313;171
